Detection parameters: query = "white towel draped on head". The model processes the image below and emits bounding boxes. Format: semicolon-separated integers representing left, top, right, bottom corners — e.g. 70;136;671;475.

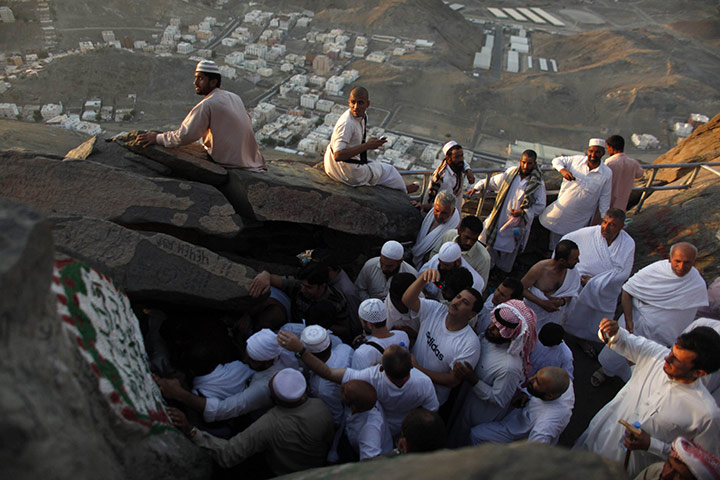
246;328;282;361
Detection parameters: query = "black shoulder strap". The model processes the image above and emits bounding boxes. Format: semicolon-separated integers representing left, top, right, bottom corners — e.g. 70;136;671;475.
365;341;385;355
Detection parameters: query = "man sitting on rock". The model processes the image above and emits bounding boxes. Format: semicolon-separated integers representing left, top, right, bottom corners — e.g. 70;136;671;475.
137;60;266;171
324;86;409;192
250;261;356;344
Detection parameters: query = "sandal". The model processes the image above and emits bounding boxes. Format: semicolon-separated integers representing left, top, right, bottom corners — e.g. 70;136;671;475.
590;368;607;387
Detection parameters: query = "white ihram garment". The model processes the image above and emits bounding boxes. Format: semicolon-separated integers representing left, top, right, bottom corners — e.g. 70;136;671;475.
561;226;635;341
599;261;708;381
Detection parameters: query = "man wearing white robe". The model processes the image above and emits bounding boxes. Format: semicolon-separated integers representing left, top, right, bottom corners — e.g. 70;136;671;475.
471;150;546;273
561;209;635;342
471;366;574;445
419;242;485;300
384;272;422;344
539;138;612;250
522;239;581;330
355;240;417;301
449;300;537;447
323;86;407;191
410;191;460;268
575;319;720;478
596;242;709;383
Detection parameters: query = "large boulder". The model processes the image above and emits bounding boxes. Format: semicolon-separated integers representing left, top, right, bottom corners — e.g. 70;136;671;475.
277;442;626;480
51;215;259;311
114;131;229;186
0;198;211;480
220;159;423;240
69;138;174;177
0;152;242;238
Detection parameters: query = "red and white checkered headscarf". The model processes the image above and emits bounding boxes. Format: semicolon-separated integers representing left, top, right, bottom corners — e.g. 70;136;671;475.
671;437;720;480
491;299;538;380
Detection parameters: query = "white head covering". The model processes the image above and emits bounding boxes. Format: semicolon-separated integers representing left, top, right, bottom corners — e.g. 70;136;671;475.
196;60;221;74
358;298;387;324
442;140;459;155
381;240;404;261
438;242;462;263
300;325;331;353
246;329;281;361
588;138;605;147
272;368;306;403
671;437;720;480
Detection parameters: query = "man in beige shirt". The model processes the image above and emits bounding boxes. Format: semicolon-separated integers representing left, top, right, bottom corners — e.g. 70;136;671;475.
138;60;266;171
605;135;644;211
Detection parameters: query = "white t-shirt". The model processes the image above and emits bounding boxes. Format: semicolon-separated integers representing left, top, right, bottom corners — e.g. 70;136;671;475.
412;298;481;405
345;402;394;459
352;330;411;370
385;294;421;334
342;365;439;436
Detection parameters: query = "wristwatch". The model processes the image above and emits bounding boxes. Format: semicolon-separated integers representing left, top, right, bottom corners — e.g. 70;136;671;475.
295;347;307;359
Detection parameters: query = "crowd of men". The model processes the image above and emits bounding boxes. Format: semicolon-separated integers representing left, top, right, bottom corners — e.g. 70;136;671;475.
146;69;719;479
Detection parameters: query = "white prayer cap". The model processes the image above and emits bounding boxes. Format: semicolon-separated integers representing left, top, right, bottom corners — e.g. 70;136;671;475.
438;242;462;262
381;240;404;261
442;140;459;155
358;298;387;324
272;368;306;403
588;138;605;147
671;437;720;480
300;325;331;353
196;60;221;75
246;328;281;361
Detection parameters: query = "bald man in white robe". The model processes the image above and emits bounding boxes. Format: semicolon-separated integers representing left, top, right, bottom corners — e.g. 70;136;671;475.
596;243;708;383
471;367;574;445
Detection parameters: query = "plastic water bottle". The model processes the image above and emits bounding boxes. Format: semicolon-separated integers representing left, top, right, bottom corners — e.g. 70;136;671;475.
619;421;642;450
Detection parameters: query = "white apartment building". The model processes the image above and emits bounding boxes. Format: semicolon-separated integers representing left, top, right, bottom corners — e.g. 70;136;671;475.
300;93;319;109
324;75;345;96
0;103;19;119
316;99;334;112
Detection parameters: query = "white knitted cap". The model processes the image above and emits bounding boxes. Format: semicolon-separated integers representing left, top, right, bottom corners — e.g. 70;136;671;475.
196;60;221;74
358;298;387;324
300;325;331;353
442;140;459;155
588;138;605;147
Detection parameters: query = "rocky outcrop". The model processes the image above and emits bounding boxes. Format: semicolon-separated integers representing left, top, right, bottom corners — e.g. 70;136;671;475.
278;442;626;480
629;114;720;282
115;132;229;186
52;215;259;311
0;152;242;238
652;113;720;183
221;159;422;240
0;198;211;480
